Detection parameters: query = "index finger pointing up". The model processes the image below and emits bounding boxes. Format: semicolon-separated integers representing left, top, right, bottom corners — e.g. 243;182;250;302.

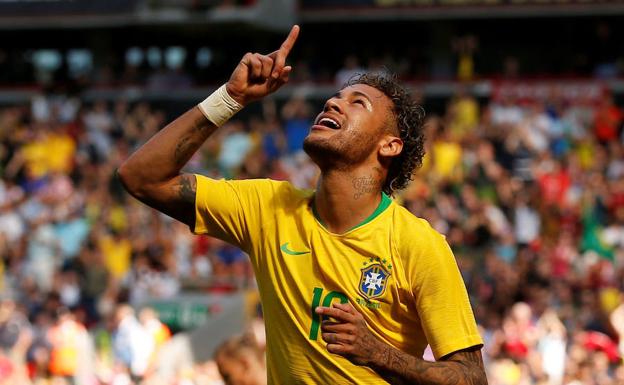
271;25;299;78
280;25;300;55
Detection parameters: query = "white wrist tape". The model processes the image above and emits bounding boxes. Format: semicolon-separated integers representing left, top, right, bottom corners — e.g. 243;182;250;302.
197;84;243;127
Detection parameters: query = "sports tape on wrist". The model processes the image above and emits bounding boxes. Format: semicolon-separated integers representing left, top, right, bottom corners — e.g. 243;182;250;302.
197;84;243;127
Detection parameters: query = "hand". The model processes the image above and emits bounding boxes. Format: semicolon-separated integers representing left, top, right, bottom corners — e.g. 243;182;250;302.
226;25;299;106
316;302;384;366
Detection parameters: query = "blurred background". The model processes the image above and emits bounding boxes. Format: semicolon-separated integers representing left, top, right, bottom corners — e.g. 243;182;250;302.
1;0;624;384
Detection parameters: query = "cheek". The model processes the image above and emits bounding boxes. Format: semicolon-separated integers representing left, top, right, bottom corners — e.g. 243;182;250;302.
347;114;369;135
348;111;386;139
343;119;380;149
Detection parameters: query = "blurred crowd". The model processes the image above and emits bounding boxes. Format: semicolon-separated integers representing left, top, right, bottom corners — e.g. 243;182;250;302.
0;74;624;385
409;89;624;385
0;94;262;385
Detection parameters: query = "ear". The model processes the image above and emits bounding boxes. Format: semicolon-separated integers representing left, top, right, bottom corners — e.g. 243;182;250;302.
379;135;403;158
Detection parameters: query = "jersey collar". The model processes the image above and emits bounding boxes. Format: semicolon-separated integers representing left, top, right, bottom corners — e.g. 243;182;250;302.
312;192;392;233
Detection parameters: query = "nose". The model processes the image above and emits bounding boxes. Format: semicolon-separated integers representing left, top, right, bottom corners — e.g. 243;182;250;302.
323;97;343;114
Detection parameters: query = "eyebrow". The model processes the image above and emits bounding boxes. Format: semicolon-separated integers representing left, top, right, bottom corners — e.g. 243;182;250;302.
334;90;373;105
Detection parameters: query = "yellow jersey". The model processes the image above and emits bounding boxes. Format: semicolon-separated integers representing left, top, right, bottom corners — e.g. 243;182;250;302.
194;176;482;384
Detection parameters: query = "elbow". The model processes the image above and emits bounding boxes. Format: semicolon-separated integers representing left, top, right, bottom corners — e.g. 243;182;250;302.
117;162;144;199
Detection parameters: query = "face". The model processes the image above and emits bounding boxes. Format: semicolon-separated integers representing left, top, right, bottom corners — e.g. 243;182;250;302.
217;358;245;385
217;353;265;385
303;84;399;169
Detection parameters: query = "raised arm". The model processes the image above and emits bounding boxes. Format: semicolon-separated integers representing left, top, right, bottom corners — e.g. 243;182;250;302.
117;25;300;228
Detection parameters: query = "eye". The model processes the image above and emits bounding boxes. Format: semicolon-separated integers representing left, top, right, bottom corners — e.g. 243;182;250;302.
353;99;366;106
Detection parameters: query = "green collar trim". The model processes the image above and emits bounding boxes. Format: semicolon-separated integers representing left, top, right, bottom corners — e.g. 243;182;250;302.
312;192;392;232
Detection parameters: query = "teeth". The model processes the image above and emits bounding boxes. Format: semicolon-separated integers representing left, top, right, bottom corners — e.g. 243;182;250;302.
319;117;339;129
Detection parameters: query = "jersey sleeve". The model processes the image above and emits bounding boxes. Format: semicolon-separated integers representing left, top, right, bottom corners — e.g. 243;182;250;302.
402;221;483;360
192;175;278;252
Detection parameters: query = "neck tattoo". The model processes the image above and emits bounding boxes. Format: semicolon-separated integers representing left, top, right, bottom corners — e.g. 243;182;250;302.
352;175;381;200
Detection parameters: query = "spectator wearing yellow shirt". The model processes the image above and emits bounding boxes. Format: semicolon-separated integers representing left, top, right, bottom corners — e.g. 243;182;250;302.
447;90;480;140
99;229;132;280
430;118;463;181
20;123;75;179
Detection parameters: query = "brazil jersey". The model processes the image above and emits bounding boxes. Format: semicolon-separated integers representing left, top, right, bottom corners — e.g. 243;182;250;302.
193;176;483;384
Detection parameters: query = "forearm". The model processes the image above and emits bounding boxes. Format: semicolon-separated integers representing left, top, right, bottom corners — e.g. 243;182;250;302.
118;24;298;193
371;345;487;385
118;107;215;195
117;25;297;226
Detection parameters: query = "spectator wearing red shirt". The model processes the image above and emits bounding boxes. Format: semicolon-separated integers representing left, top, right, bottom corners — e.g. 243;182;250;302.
537;160;571;208
593;94;622;144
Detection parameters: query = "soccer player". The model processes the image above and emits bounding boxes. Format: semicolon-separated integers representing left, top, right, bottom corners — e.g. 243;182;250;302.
118;25;487;384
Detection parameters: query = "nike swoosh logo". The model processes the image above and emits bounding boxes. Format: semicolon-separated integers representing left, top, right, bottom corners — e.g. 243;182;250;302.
280;242;310;256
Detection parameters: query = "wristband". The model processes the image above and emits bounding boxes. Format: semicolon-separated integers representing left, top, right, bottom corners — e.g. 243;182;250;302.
197;84;243;127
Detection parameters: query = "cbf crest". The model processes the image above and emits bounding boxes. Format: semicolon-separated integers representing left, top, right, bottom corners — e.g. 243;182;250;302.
358;258;392;300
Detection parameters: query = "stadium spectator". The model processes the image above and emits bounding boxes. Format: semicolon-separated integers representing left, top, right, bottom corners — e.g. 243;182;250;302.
280;93;313;154
139;307;171;368
112;304;154;382
47;307;95;384
593;94;622;144
214;333;266;385
334;54;365;88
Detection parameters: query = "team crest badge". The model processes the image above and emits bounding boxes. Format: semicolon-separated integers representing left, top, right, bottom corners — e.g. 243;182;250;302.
358;262;391;300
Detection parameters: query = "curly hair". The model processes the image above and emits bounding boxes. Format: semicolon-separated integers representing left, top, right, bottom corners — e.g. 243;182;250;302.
346;72;426;195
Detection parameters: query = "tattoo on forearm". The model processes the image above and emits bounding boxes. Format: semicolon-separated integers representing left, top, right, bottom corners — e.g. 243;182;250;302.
173;113;214;166
192;110;210;132
374;347;486;385
450;351;486;385
177;174;196;204
174;135;192;166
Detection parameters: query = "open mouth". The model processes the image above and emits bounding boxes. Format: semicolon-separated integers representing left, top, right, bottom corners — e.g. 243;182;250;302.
316;117;341;130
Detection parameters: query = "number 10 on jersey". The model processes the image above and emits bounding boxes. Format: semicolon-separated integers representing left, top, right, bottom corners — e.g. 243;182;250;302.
309;287;348;340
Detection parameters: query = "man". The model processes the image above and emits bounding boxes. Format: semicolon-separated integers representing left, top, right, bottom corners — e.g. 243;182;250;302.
215;333;267;385
112;304;154;382
118;25;487;384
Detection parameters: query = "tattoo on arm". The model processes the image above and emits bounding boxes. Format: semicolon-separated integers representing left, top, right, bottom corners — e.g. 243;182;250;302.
174;111;215;166
373;346;487;385
174;135;192;166
191;108;210;132
177;174;197;204
147;173;198;228
446;350;487;385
